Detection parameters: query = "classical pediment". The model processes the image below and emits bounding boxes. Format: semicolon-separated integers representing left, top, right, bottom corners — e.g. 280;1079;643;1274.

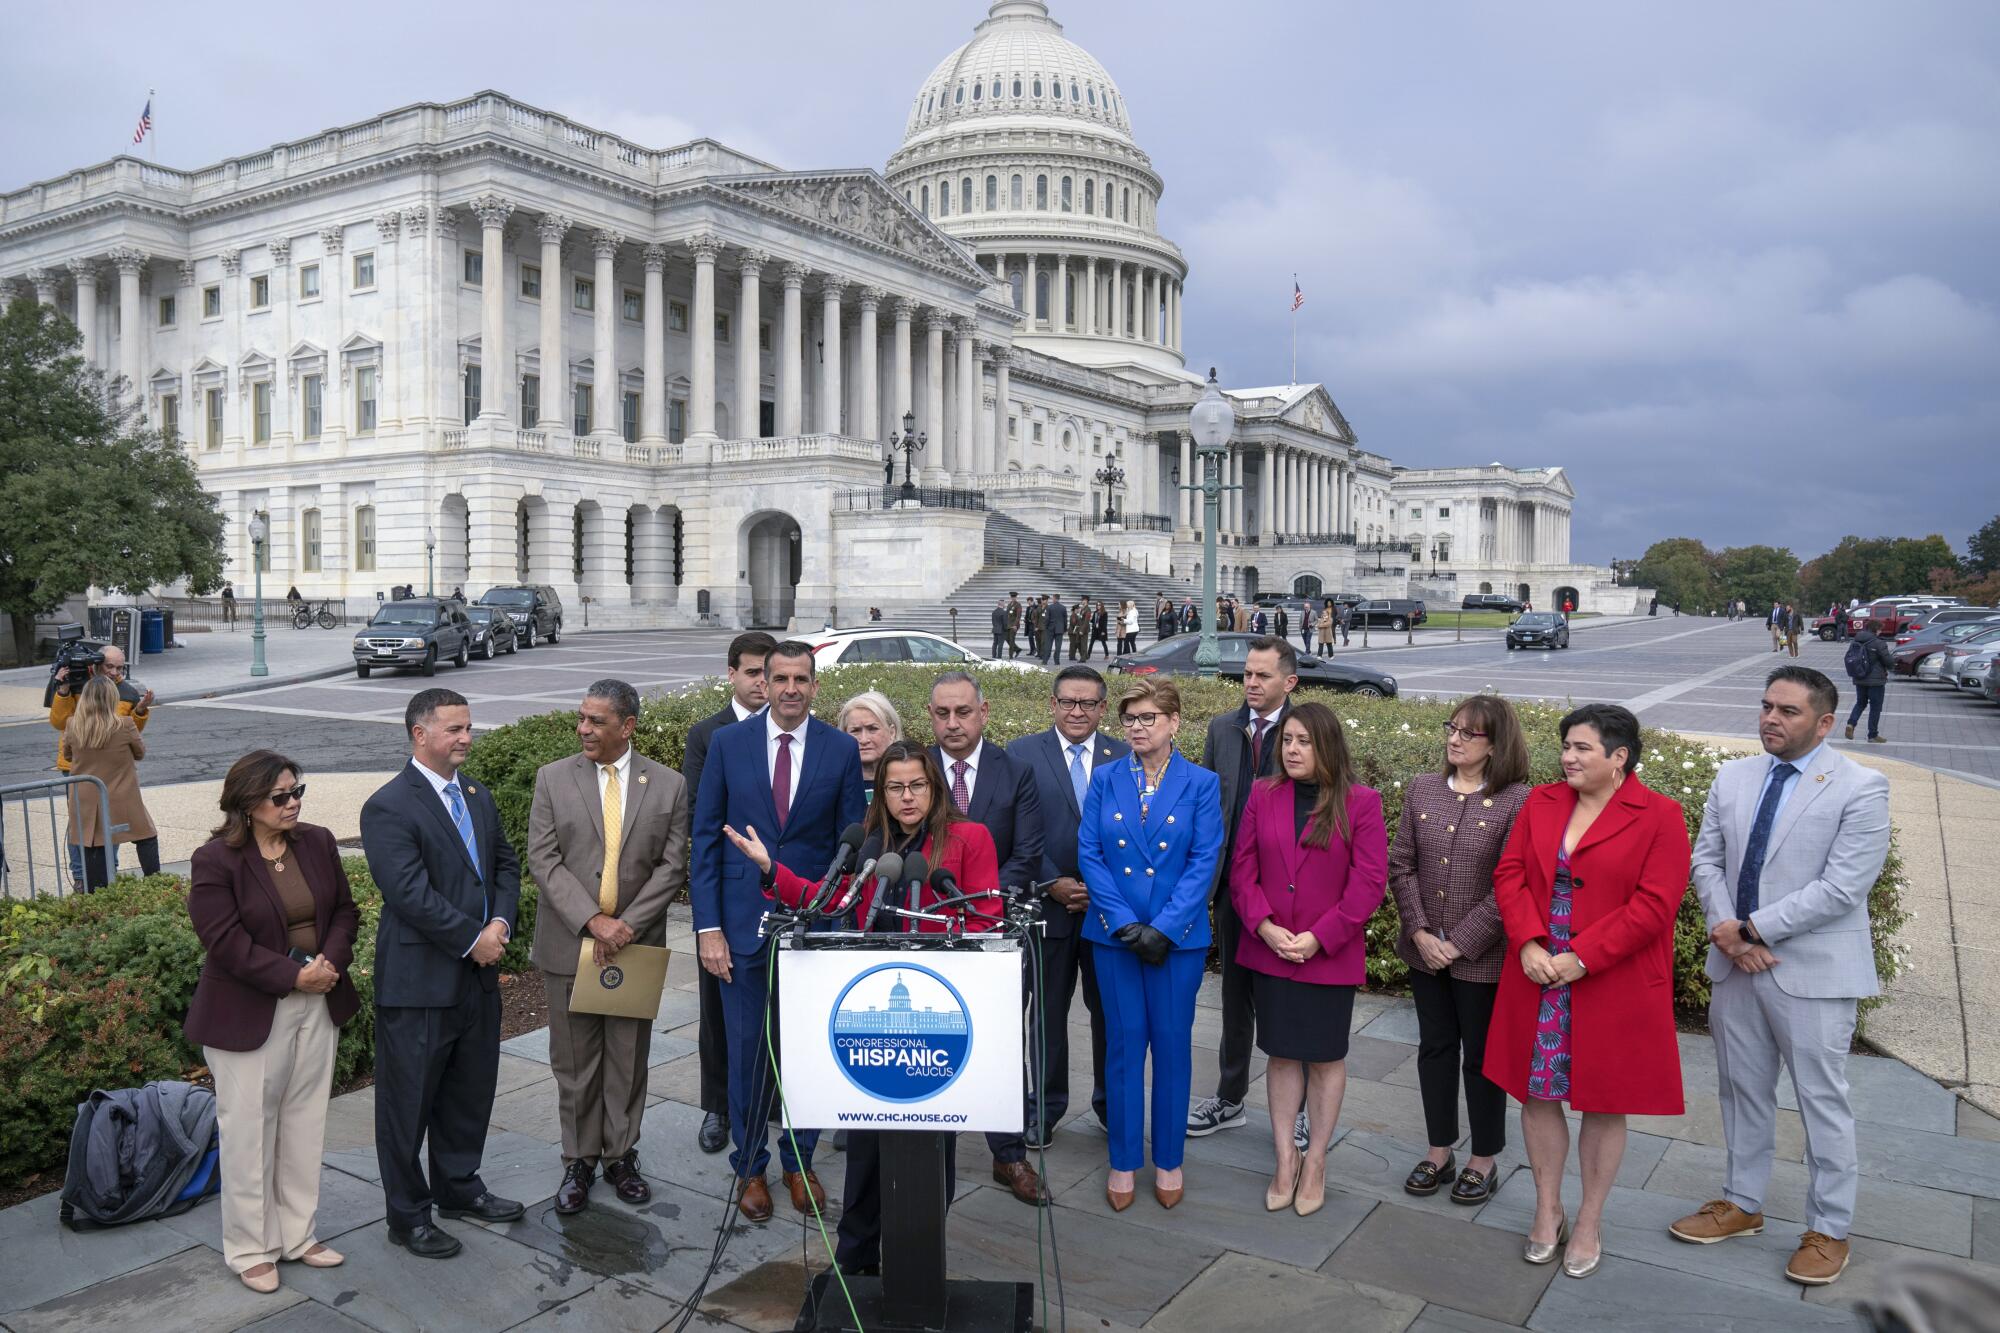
716;172;986;283
1283;386;1354;443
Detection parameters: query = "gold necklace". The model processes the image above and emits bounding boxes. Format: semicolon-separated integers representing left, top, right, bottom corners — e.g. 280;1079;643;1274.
260;842;287;873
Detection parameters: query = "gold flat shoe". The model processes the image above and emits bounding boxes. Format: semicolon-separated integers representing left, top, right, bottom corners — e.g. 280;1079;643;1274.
1525;1218;1569;1265
1563;1246;1601;1279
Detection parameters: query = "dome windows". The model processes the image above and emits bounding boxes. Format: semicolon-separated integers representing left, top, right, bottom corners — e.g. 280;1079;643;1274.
1032;77;1043;97
1013;77;1023;97
985;174;997;210
1060;175;1072;212
1087;87;1097;106
1070;81;1080;102
961;177;972;213
920;183;930;214
1084;179;1094;213
991;78;1002;98
971;82;982;102
955;84;965;105
1035;173;1048;209
938;177;950;215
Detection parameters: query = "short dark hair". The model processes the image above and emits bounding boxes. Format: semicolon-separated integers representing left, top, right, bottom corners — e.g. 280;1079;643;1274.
1053;664;1106;698
728;631;778;670
585;677;641;722
1767;665;1838;718
1247;635;1298;677
766;639;816;677
210;749;304;849
406;687;469;736
930;670;984;703
1558;703;1643;774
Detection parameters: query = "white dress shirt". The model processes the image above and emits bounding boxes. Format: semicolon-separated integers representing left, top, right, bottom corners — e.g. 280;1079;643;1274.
942;739;985;808
730;697;757;723
1058;731;1097;785
767;712;808;817
408;757;508;951
594;743;634;804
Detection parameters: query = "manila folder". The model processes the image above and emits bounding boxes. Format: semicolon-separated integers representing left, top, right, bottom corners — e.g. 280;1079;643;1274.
568;942;670;1019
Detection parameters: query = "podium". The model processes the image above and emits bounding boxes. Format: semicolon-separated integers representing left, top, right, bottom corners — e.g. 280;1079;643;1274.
779;933;1034;1333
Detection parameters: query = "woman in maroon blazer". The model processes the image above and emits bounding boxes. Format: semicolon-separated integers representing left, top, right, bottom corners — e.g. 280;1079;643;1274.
1484;704;1691;1280
1229;700;1387;1218
185;751;360;1295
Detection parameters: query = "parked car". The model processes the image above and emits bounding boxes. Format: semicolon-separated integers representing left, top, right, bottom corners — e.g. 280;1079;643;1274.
1948;649;1999;694
464;604;519;659
1463;593;1526;613
352;599;475;677
1857;600;1927;638
1891;619;2000;675
1984;659;2000;706
1108;632;1398;696
1352;598;1428;630
807;627;1042;674
1933;629;2000;690
1506;612;1571;650
477;584;564;647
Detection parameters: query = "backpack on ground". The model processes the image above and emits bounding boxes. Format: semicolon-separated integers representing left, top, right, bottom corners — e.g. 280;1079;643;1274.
1843;640;1871;679
59;1080;220;1230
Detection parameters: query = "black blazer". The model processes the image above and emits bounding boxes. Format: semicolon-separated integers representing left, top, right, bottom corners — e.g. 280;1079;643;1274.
929;742;1044;897
682;702;757;804
1202;700;1291;884
1006;728;1129;937
360;762;521;1007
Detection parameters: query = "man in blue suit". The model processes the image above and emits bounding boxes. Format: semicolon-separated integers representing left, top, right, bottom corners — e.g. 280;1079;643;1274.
690;641;865;1221
361;688;524;1259
1007;664;1127;1142
928;671;1048;1205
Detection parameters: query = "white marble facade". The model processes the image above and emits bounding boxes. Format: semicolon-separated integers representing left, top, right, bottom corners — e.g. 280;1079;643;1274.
0;1;1636;626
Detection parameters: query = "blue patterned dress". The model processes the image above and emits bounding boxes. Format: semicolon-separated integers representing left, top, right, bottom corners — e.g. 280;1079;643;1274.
1527;845;1575;1101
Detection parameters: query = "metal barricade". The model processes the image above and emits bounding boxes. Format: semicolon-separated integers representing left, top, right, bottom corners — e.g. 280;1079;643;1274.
0;774;119;899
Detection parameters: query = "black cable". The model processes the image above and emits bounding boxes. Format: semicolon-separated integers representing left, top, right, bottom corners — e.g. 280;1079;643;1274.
1026;918;1066;1333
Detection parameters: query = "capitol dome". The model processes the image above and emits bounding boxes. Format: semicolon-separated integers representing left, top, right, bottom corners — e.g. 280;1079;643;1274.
886;0;1189;380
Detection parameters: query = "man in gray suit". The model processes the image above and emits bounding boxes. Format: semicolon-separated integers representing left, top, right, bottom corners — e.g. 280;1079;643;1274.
1671;665;1889;1286
527;679;690;1215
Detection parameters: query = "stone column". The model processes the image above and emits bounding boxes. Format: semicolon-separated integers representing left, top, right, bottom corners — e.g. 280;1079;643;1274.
857;288;881;443
779;263;806;435
924;313;947;481
1231;448;1246;535
28;268;57;306
1112;261;1126;339
1178;431;1194;529
591;230;621;437
638;245;668;443
819;280;844;435
892;298;913;429
472;195;512;420
1055;255;1068;332
109;247;147;412
1084;257;1098;335
1143;270;1156;343
954;319;976;479
736;251;766;439
268;239;293;443
1259;444;1276;543
536;215;569;427
68;259;99;368
975;343;994;475
688;234;719;440
631;505;673;604
941;329;957;471
992;349;1011;469
1023;254;1037;330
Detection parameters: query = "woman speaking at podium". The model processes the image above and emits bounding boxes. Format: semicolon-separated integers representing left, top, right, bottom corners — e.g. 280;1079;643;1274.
722;738;999;1274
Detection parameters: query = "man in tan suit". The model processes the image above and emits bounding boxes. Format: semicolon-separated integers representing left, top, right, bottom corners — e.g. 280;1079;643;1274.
528;678;689;1214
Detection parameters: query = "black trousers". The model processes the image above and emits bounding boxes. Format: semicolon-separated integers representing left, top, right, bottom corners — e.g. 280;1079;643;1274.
992;632;1006;658
1407;967;1507;1157
375;971;501;1231
836;1131;958;1273
1213;887;1257;1106
1032;921;1107;1127
81;836;160;891
697;964;729;1116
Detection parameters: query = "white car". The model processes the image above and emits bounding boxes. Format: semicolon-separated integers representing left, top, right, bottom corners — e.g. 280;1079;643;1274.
807;627;1044;674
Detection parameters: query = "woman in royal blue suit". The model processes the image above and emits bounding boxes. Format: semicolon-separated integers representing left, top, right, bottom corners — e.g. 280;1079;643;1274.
1079;677;1224;1212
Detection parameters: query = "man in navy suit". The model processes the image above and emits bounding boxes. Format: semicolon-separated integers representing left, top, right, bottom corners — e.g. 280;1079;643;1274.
679;631;775;1155
361;688;524;1259
929;672;1048;1205
690;641;865;1221
1007;665;1127;1143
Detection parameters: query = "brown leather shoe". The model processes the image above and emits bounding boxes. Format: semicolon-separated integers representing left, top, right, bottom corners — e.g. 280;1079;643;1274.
1786;1231;1849;1286
737;1176;773;1222
603;1151;651;1205
1668;1199;1764;1244
554;1160;594;1215
992;1160;1049;1207
784;1169;827;1213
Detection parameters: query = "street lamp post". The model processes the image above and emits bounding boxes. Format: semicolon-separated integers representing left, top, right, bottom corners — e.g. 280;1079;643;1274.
1093;460;1126;525
425;525;437;598
888;410;927;502
1185;368;1237;678
248;510;269;677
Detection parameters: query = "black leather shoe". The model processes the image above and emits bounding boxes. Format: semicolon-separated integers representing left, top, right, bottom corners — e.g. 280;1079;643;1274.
387;1223;462;1259
603;1151;652;1205
554;1161;594;1215
698;1111;729;1154
1404;1152;1455;1197
437;1192;526;1224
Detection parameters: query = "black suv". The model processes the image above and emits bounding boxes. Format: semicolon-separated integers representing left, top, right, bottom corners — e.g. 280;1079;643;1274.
1352;598;1428;630
1463;593;1526;613
478;584;564;647
353;599;476;677
1506;612;1571;650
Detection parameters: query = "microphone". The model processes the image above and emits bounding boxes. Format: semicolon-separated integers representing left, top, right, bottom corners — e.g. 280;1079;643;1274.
853;851;902;928
927;866;1005;924
868;851;928;933
927;865;961;901
816;824;866;890
806;828;875;915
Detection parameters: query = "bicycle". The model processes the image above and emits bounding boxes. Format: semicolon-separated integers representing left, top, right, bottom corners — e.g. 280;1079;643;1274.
291;597;341;630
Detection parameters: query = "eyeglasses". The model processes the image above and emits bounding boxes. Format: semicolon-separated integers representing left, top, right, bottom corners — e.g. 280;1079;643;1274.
1442;722;1489;741
882;780;931;798
1119;712;1165;730
267;784;308;806
1054;696;1105;712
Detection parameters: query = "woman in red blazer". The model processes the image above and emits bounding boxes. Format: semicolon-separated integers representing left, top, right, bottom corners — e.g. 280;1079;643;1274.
184;751;360;1295
1229;701;1388;1219
1483;705;1691;1280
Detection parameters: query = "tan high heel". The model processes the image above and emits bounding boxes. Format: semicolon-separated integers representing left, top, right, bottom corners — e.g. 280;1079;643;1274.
1107;1181;1135;1212
1294;1157;1326;1217
1266;1149;1302;1211
1154;1176;1184;1210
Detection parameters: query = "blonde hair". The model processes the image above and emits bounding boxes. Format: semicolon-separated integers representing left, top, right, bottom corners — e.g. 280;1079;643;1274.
65;676;125;753
1115;676;1183;718
838;690;904;743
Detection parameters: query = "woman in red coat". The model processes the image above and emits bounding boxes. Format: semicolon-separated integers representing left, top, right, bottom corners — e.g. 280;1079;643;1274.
1484;703;1691;1280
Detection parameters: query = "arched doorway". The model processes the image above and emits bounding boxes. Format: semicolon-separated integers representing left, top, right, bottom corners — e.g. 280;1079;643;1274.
1241;566;1261;601
1293;573;1322;600
1554;585;1580;614
1478;580;1493;594
1516;582;1531;604
741;510;802;628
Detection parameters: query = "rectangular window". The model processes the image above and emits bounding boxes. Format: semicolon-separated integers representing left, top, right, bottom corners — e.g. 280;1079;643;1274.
622;288;643;322
463;365;482;425
572;383;591;436
205;388;224;448
250;274;270;308
669;399;686;444
520;264;541;299
463;249;483;286
1032;422;1044;445
1438;505;1450;518
301;509;322;573
669;300;688;332
355;506;376;572
352;251;375;289
203;285;222;318
573;277;594;311
1060;176;1072;211
1036;175;1048;209
622;391;639;443
157;295;176;327
252;381;272;444
759;321;772;351
302;374;323;439
160;393;179;443
355;367;377;432
715;312;731;343
519;374;538;427
299;264;321;300
1008;415;1018;439
1010;174;1023;209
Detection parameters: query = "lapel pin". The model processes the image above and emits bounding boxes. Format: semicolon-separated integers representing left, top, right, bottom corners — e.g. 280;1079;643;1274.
465;784;477;795
638;774;648;784
1814;773;1826;783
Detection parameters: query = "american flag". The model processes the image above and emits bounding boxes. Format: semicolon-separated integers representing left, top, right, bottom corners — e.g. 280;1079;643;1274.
1291;280;1305;312
132;98;152;147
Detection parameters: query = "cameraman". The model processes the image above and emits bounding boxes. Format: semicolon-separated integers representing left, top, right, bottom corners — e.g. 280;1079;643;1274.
50;644;152;886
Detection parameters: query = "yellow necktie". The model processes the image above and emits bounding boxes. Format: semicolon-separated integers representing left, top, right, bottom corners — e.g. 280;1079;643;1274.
598;764;623;914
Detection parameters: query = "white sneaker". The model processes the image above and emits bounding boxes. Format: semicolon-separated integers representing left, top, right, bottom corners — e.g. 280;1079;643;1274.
1186;1097;1245;1136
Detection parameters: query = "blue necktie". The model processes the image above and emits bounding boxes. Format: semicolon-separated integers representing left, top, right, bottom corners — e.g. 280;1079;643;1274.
1734;761;1796;919
1067;743;1088;807
444;780;482;881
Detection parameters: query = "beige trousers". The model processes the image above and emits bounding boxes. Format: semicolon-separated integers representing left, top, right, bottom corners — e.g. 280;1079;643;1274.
544;972;653;1163
205;989;339;1273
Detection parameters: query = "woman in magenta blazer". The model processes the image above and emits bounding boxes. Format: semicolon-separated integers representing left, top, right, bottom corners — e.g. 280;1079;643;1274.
1229;700;1387;1218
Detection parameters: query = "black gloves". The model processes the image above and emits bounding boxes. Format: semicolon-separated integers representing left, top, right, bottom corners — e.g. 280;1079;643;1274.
1116;922;1172;965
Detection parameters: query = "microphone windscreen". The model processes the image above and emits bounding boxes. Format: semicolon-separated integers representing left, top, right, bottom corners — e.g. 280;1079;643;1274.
858;832;884;863
927;865;957;891
901;851;929;887
873;852;903;885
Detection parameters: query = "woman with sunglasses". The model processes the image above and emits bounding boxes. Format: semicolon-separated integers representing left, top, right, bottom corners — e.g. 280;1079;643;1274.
723;739;998;1276
1078;678;1224;1212
184;751;361;1295
1388;695;1532;1205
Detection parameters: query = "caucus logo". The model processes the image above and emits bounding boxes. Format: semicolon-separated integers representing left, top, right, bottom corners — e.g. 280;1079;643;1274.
829;966;972;1103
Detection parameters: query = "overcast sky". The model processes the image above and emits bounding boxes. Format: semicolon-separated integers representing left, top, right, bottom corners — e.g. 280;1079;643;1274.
5;1;1995;564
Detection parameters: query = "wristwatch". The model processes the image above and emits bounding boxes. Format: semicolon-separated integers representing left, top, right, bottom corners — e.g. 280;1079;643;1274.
1739;918;1761;945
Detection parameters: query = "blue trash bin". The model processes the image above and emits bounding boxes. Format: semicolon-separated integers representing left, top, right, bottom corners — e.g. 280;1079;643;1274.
140;608;166;654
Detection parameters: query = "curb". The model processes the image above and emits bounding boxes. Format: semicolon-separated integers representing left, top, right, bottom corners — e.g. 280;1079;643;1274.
159;660;357;706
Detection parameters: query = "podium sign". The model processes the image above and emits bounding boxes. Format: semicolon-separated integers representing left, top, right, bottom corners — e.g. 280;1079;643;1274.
779;945;1024;1134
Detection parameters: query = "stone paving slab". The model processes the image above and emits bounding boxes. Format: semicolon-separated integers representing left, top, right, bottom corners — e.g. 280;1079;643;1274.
501;1277;689;1333
1523;1254;1859;1331
1149;1251;1424;1333
1797;1232;2000;1315
1408;1307;1533;1333
155;1166;388;1257
1852;1119;2000;1197
2;1246;307;1333
0;1191;198;1315
1322;1200;1559;1325
498;1026;696;1068
236;1301;379;1332
1050;1156;1370;1270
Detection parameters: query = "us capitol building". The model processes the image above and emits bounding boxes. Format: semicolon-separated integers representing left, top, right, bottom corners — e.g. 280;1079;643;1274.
0;0;1637;629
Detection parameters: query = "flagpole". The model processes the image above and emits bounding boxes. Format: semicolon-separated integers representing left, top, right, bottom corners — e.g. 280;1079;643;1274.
1290;273;1297;387
149;89;157;160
